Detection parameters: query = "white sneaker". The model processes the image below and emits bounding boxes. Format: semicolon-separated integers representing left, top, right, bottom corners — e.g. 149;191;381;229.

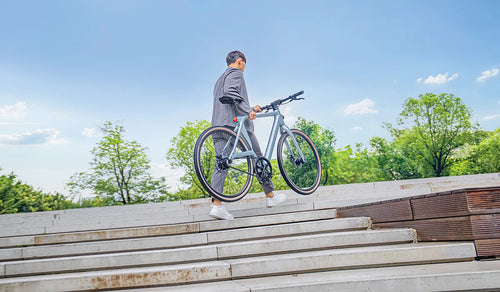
209;205;234;220
266;193;287;208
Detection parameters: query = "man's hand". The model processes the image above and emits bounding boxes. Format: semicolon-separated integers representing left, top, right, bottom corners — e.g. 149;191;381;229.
249;105;262;120
249;111;257;120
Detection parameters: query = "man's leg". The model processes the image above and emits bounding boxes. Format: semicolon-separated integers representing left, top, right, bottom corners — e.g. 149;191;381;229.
211;135;228;196
209;133;233;219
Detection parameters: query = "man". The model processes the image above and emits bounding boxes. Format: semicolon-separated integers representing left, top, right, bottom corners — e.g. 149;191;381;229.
209;50;287;220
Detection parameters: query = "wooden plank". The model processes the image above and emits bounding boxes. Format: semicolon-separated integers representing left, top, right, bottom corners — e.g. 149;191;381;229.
471;214;500;240
341;186;500;246
338;200;412;223
411;192;470;220
466;188;500;214
475;238;500;257
374;216;473;241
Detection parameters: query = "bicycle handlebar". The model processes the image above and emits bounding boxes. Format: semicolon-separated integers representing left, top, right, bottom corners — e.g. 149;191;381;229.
261;90;305;112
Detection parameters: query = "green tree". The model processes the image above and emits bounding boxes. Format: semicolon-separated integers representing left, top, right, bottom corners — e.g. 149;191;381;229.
294;118;336;185
327;143;382;185
167;120;211;199
1;168;77;214
369;136;421;180
386;93;476;177
450;127;500;175
68;121;168;205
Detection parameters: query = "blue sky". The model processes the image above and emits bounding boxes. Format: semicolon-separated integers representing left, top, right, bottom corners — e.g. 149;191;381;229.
1;0;499;194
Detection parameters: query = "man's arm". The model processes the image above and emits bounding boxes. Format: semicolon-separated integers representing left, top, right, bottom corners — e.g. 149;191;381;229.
224;71;253;115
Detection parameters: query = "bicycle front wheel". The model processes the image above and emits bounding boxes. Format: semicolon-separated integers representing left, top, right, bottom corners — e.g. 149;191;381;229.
277;129;321;195
193;126;254;202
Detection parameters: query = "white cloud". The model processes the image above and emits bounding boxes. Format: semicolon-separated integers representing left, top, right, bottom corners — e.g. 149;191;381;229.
82;128;97;138
0;128;66;145
344;99;378;115
352;126;363;131
0;102;27;119
483;114;500;121
477;68;499;82
417;73;458;84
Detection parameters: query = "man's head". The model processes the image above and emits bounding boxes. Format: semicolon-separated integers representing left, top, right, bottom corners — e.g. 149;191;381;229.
226;50;246;72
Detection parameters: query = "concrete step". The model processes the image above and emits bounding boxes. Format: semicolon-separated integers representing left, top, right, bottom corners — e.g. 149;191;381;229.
0;201;325;238
1;216;366;261
0;209;337;248
0;212;194;238
0;242;477;291
0;201;184;225
0;203;187;233
3;229;415;277
193;202;319;222
225;242;476;278
130;260;500;292
0;209;191;229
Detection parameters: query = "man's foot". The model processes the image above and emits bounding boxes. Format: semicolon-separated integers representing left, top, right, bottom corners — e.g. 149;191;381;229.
209;205;234;220
266;193;287;208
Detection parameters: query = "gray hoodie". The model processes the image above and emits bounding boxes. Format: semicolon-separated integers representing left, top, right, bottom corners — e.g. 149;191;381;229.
211;67;254;133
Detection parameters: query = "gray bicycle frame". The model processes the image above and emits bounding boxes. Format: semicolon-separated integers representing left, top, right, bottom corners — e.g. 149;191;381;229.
225;107;306;164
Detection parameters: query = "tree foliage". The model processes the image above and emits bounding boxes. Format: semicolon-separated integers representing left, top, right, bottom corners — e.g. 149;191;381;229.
166;120;211;200
385;93;476;177
369;136;421;180
0;168;77;214
450;128;500;175
326;144;383;184
68;121;168;205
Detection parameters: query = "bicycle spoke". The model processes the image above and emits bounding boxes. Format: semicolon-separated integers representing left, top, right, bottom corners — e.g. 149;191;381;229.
277;129;321;195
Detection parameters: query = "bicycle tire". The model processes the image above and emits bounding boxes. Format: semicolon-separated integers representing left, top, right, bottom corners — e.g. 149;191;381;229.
193;126;254;202
277;129;321;195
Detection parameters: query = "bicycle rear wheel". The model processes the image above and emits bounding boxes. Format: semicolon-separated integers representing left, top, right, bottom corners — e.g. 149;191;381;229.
277;129;321;195
193;126;254;202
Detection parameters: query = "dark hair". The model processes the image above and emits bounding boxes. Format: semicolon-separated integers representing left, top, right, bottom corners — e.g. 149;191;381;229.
226;51;246;66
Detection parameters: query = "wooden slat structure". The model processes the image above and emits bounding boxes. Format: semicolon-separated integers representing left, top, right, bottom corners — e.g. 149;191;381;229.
338;187;500;258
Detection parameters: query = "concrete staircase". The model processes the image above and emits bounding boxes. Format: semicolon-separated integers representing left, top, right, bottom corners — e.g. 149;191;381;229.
1;173;499;291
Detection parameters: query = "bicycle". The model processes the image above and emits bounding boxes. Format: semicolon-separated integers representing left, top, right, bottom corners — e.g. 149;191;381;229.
193;90;321;202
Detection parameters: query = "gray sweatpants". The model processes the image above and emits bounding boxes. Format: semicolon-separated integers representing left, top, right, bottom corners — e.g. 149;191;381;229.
211;129;274;196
